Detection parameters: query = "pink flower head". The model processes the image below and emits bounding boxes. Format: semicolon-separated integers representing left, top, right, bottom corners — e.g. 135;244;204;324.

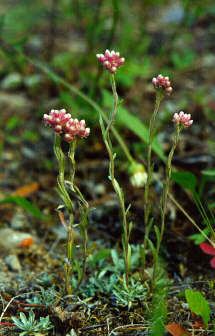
172;111;193;128
43;109;71;133
199;242;215;269
64;118;90;143
43;109;90;142
152;74;173;95
96;49;125;74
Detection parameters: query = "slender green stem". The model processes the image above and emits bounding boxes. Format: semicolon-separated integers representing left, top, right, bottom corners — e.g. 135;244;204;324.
77;206;89;286
106;74;118;135
144;92;163;226
142;92;163;269
54;134;74;213
152;125;181;287
100;74;130;285
65;218;74;296
68;141;89;287
68;140;77;189
54;134;74;295
160;125;180;243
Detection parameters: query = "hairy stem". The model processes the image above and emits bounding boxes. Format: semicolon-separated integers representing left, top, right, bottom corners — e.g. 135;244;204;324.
77;205;89;286
54;134;74;295
65;218;74;296
106;74;118;134
100;74;130;285
54;134;74;213
142;92;163;270
68;141;89;287
152;125;181;287
160;125;180;243
68;140;77;189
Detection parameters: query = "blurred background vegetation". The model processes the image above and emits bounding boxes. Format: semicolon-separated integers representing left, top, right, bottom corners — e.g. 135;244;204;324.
0;0;215;214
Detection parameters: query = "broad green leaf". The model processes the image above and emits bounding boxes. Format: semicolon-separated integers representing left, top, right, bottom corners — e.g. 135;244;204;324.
185;289;210;326
0;196;44;219
171;171;197;192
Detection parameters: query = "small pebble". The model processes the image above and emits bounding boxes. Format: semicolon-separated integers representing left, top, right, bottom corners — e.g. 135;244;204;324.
5;254;21;272
0;228;34;250
1;73;23;90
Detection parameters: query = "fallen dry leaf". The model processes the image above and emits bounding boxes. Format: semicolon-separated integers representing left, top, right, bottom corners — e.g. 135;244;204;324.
166;322;191;336
13;182;39;197
18;237;34;247
192;320;204;329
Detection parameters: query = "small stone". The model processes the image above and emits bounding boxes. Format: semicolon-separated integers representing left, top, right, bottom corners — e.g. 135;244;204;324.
0;92;32;113
5;254;21;272
0;228;34;251
94;183;106;196
21;146;37;159
1;73;23;90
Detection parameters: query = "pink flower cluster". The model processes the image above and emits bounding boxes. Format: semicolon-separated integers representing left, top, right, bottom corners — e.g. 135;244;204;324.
43;109;90;142
96;50;125;74
152;74;173;95
64;119;90;142
43;109;71;134
172;111;193;128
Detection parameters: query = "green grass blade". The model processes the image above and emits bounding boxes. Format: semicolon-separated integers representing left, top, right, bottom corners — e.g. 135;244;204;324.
0;195;45;219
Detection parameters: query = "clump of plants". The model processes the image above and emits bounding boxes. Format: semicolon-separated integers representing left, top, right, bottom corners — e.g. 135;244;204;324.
12;311;53;335
43;109;90;295
42;49;196;295
36;48;214;335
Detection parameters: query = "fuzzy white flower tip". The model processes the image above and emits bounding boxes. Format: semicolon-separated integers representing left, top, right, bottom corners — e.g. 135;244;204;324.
173;111;193;128
96;49;125;73
85;127;90;135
